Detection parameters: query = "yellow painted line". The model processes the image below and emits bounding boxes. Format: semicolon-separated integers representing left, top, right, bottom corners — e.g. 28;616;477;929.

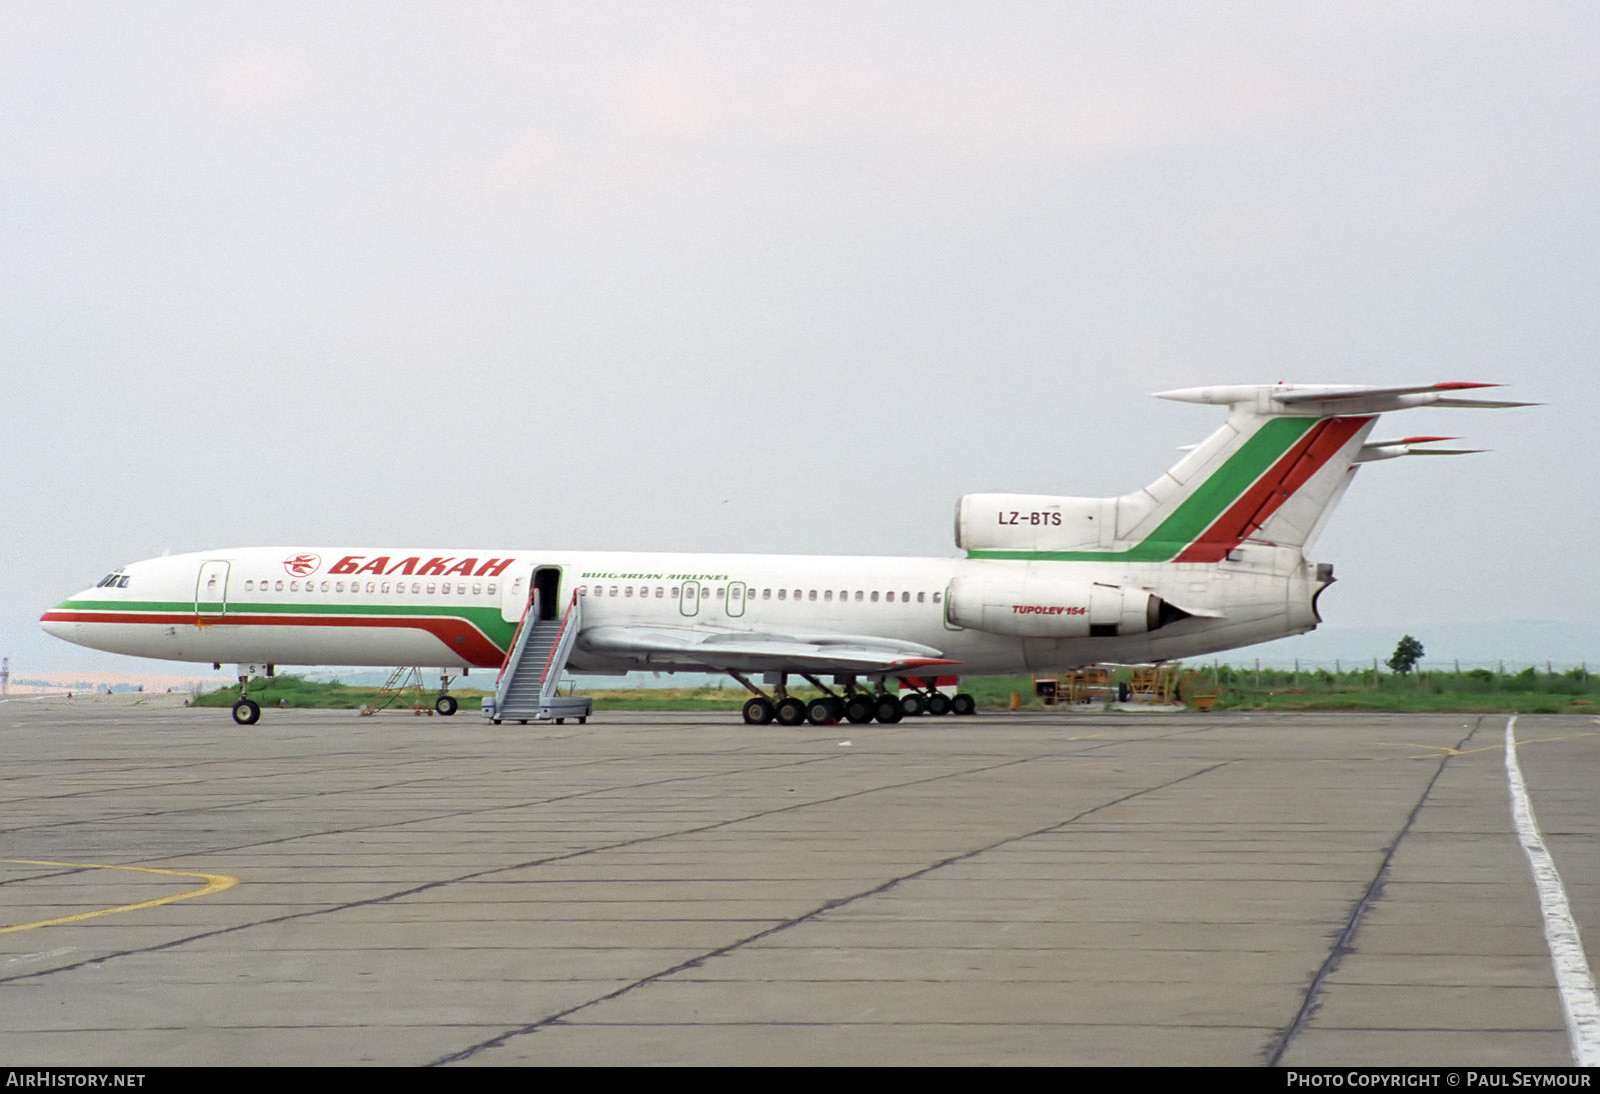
1387;731;1598;759
1;860;239;934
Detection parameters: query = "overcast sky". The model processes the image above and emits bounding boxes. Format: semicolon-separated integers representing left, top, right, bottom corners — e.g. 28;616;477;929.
5;1;1596;675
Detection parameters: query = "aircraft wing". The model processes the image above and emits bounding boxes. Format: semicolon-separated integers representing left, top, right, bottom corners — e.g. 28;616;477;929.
577;625;959;674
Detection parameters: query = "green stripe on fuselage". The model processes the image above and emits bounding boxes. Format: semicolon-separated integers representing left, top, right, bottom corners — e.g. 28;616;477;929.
55;599;516;649
966;417;1316;562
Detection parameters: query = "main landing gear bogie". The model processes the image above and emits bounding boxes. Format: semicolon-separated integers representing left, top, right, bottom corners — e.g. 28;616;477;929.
732;672;977;727
895;688;977;718
843;695;874;724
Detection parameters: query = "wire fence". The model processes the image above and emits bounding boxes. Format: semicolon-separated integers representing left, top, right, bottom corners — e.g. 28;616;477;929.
1212;658;1592;675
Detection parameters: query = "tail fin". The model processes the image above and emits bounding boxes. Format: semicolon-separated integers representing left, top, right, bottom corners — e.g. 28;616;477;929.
958;382;1526;563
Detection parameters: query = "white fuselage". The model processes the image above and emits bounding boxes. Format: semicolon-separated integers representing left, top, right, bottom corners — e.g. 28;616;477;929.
41;544;1322;679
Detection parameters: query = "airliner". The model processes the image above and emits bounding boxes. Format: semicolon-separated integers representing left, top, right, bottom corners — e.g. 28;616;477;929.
41;382;1522;726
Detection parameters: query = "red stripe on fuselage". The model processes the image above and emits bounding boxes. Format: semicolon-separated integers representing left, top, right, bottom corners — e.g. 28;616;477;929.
38;610;506;668
1173;416;1372;563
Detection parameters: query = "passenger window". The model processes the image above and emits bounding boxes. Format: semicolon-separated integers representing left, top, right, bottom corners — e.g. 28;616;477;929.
382;582;391;593
918;591;926;603
716;587;724;598
427;583;436;594
871;591;879;602
885;591;894;603
824;590;832;601
778;589;787;600
808;590;816;600
762;589;770;599
626;586;634;597
656;587;664;598
275;581;285;592
488;584;497;595
933;591;942;603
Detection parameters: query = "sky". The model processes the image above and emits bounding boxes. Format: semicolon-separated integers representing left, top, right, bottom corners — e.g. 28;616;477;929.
4;1;1597;676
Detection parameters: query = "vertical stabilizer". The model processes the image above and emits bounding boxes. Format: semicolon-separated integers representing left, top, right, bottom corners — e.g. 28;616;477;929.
961;382;1521;563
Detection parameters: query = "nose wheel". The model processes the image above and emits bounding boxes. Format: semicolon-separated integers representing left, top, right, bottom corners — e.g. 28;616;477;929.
232;699;261;725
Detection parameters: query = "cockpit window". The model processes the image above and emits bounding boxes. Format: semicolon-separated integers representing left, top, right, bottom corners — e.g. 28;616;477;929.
96;573;130;589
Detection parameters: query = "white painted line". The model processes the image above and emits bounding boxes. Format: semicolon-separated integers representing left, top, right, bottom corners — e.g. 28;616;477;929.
1505;715;1600;1066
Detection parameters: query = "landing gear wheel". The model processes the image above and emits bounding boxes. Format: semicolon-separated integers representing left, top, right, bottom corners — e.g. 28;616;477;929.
874;696;903;723
434;695;458;716
927;692;952;716
899;693;926;717
232;699;261;726
742;698;776;725
776;697;808;726
844;695;875;724
951;693;977;716
806;699;837;725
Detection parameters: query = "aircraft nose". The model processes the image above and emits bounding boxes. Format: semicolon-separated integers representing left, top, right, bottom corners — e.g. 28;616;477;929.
39;593;86;640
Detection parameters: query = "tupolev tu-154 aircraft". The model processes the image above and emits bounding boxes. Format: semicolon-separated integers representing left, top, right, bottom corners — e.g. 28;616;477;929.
41;382;1524;727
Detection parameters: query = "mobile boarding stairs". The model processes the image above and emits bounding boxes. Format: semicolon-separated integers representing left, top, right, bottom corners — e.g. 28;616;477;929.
485;590;592;725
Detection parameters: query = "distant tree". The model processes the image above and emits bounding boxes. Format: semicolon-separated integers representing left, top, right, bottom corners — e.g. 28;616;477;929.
1386;635;1424;675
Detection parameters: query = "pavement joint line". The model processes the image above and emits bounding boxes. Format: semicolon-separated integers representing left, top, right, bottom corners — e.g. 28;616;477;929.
0;747;858;870
1264;713;1488;1067
0;748;1062;988
0;743;820;834
425;759;1234;1066
1504;714;1600;1066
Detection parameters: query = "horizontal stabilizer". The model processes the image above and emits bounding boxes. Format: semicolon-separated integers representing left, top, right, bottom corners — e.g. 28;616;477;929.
1429;397;1539;409
1156;382;1535;416
1354;435;1487;462
1272;382;1499;403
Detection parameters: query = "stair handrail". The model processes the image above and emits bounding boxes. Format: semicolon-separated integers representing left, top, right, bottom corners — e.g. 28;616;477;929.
494;590;539;710
537;592;582;705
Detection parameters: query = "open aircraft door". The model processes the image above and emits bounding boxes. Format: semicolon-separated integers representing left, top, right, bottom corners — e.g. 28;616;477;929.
502;564;564;623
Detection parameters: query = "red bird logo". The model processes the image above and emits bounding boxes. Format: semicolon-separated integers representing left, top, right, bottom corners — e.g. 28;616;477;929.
283;554;321;577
